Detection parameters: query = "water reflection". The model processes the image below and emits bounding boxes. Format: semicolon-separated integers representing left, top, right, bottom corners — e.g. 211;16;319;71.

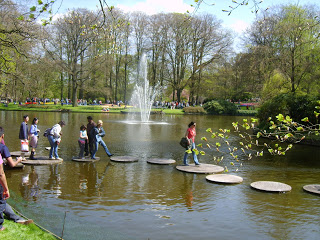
2;111;320;240
20;166;40;200
44;165;62;197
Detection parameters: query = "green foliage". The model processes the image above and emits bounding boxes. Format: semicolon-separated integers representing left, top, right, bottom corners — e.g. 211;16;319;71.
257;93;320;129
203;100;237;115
183;106;206;114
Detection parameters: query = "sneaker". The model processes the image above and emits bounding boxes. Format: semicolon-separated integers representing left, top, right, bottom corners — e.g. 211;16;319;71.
108;154;114;157
49;157;54;160
55;157;60;160
16;219;33;225
183;164;189;166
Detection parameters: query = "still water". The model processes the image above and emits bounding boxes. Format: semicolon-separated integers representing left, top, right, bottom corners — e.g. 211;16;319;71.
2;111;320;240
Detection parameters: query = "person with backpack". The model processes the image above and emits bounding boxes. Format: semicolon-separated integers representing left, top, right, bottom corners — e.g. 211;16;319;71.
47;121;66;160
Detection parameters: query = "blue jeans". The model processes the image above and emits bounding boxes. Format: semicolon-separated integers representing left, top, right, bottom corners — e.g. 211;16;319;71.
4;203;24;222
0;184;5;229
48;135;59;158
183;142;200;165
92;140;112;158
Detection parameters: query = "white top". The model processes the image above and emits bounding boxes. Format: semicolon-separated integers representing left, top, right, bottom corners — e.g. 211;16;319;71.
50;124;62;139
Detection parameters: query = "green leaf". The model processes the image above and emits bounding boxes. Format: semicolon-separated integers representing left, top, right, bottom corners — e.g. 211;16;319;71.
38;0;43;4
297;127;304;131
201;137;207;141
197;143;203;148
206;128;212;133
200;151;205;155
215;142;221;147
30;6;36;11
301;117;309;122
29;13;35;19
276;114;284;122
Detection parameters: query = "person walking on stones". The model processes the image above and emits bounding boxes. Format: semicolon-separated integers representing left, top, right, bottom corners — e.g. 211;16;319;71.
19;115;29;159
91;120;113;160
85;116;96;157
47;121;66;160
78;125;88;159
183;122;200;166
29;118;40;160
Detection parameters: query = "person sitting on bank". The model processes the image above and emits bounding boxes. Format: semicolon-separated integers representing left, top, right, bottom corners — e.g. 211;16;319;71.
91;120;113;160
0;127;33;227
47;121;66;160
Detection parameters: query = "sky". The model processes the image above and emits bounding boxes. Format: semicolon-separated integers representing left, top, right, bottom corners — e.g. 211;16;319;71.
53;0;320;49
55;0;319;32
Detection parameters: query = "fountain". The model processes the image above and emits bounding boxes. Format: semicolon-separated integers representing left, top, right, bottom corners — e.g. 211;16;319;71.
130;53;160;123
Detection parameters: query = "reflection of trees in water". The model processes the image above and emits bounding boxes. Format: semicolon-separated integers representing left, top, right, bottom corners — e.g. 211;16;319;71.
20;166;40;201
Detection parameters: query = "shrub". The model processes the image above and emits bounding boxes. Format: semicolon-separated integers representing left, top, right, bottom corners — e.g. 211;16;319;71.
257;93;320;129
203;100;237;115
183;106;206;114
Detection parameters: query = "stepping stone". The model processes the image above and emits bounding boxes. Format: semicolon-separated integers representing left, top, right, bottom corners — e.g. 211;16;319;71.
10;151;30;157
45;147;60;150
110;156;139;163
72;156;100;162
303;184;320;195
250;181;292;192
147;158;176;165
22;156;63;165
206;174;243;184
176;163;224;174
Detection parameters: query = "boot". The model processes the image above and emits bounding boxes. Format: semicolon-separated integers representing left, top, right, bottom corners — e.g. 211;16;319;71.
30;151;37;160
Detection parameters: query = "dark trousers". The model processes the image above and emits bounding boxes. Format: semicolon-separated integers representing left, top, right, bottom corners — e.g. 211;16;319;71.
84;138;94;156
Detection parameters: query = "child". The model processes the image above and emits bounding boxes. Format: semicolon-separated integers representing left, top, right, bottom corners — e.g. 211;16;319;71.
78;125;88;159
29;118;40;160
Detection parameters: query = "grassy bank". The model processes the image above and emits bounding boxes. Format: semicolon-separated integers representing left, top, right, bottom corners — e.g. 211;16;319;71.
0;103;255;115
1;220;58;240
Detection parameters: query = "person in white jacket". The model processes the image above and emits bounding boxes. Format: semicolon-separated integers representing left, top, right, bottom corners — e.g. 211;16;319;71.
47;121;65;159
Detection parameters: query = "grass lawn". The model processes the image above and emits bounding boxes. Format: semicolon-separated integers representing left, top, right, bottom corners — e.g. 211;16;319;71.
1;220;57;240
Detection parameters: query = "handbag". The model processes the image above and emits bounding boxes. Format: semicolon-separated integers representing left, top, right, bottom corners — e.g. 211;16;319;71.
21;140;29;152
179;137;190;148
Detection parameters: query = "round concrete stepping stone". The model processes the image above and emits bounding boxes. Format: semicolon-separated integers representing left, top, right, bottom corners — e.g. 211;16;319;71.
22;156;63;165
110;156;138;162
45;147;60;150
147;158;176;165
206;174;243;184
176;163;224;174
72;156;100;162
10;151;30;157
250;181;292;192
303;184;320;195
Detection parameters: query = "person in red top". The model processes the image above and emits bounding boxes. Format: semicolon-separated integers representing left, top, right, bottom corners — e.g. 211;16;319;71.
183;122;200;166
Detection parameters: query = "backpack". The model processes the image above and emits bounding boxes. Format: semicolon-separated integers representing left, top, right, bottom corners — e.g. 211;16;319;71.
43;128;52;137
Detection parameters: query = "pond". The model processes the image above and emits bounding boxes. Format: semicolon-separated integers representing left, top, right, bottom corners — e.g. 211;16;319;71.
2;111;320;240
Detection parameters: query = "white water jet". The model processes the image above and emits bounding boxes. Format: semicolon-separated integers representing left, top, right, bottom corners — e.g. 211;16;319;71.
131;53;160;122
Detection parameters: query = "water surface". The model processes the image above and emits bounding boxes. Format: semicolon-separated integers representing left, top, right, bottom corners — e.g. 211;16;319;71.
2;111;320;240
